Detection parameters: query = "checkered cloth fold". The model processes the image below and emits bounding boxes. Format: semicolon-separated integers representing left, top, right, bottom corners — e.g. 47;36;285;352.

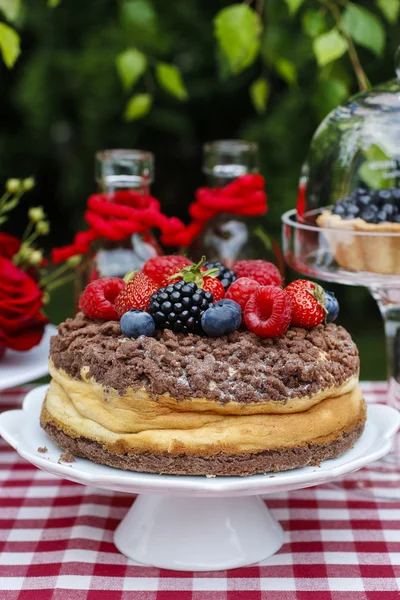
1;382;400;600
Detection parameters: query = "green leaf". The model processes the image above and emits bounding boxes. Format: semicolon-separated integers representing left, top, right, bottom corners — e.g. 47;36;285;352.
343;5;385;56
155;62;188;100
0;22;20;68
48;0;61;7
124;93;152;121
116;49;147;90
275;58;297;85
284;0;304;15
214;4;262;74
0;0;20;21
313;28;348;67
376;0;400;24
0;215;8;225
302;9;326;37
250;78;269;113
359;144;394;189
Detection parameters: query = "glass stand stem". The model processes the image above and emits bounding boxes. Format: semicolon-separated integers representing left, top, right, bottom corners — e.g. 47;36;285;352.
370;286;400;461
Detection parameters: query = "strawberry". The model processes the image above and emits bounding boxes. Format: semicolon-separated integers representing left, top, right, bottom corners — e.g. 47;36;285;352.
285;279;327;328
234;259;282;287
79;278;126;321
142;255;193;287
226;277;261;312
115;272;158;316
173;256;225;301
244;286;292;338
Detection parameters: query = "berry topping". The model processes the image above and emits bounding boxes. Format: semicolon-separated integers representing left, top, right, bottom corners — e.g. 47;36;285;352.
332;187;400;224
325;290;340;323
226;277;261;312
120;309;156;338
173;256;225;301
201;299;242;337
203;260;237;290
114;272;158;316
79;277;125;321
148;280;214;334
285;279;327;328
142;255;193;287
234;259;282;287
244;286;292;338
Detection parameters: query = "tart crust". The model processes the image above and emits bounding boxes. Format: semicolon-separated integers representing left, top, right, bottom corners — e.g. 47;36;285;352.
317;210;400;274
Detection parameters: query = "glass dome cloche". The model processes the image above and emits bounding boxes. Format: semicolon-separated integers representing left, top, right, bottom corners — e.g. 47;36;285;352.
282;50;400;499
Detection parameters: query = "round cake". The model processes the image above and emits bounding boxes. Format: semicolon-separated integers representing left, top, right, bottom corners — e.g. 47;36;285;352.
41;312;365;476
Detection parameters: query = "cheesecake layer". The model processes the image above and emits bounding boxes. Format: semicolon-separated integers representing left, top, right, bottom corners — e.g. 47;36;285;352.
41;376;366;457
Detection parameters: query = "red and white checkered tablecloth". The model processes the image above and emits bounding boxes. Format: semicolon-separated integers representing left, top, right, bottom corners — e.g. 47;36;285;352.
1;382;400;600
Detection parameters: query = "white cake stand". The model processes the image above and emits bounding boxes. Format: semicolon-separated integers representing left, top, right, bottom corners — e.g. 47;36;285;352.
0;385;399;572
0;325;57;391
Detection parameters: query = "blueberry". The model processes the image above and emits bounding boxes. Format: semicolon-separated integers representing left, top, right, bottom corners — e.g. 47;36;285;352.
214;298;242;316
392;188;400;201
120;310;156;338
201;302;242;337
332;204;346;216
382;203;397;218
325;291;339;323
358;194;371;206
377;210;388;222
346;204;360;216
378;190;392;202
361;206;379;223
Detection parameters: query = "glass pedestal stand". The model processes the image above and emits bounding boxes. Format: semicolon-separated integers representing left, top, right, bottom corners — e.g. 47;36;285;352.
282;208;400;499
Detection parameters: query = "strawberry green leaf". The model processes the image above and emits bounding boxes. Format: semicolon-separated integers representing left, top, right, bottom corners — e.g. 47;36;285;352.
376;0;400;24
0;0;20;22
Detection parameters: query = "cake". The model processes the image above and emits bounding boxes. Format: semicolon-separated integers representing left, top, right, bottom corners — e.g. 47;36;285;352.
317;187;400;274
40;257;366;476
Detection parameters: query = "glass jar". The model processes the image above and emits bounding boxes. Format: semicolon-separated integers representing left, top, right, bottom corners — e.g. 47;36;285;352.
189;140;273;266
76;149;161;297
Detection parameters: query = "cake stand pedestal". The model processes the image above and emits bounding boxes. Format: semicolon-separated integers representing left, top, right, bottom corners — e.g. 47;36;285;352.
0;385;398;571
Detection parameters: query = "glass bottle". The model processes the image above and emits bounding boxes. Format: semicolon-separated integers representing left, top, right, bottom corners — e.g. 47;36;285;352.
189;139;273;266
76;149;160;297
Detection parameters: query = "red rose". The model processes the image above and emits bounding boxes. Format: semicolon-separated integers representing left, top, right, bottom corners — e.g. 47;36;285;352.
0;256;49;352
0;232;21;259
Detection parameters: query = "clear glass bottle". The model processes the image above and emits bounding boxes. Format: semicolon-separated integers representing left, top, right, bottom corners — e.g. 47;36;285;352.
76;149;161;297
189;139;273;266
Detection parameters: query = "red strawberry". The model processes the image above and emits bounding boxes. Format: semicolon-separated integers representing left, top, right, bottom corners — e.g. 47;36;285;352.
285;280;326;328
234;260;282;287
244;286;292;338
143;255;192;287
115;272;158;316
226;277;261;312
173;256;225;301
79;278;126;321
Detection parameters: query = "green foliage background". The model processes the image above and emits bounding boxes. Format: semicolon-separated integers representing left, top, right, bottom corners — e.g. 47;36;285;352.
2;0;400;379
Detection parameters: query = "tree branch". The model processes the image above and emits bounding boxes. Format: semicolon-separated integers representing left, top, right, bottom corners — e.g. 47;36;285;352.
326;1;369;91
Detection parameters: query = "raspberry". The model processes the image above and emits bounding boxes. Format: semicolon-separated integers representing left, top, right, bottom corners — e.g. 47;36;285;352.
285;280;326;328
143;255;192;287
115;272;158;316
244;286;292;338
226;277;261;312
234;260;282;287
79;278;125;321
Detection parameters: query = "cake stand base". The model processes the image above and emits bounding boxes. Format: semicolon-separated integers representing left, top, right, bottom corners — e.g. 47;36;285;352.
114;494;283;571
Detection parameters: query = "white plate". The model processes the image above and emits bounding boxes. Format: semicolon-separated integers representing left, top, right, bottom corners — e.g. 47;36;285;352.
0;325;57;391
0;385;398;571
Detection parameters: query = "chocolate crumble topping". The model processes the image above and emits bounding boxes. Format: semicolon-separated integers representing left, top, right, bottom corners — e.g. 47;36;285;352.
50;313;359;404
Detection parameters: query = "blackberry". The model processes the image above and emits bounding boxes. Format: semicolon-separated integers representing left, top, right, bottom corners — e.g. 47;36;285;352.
203;260;237;290
148;281;214;334
332;186;400;224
